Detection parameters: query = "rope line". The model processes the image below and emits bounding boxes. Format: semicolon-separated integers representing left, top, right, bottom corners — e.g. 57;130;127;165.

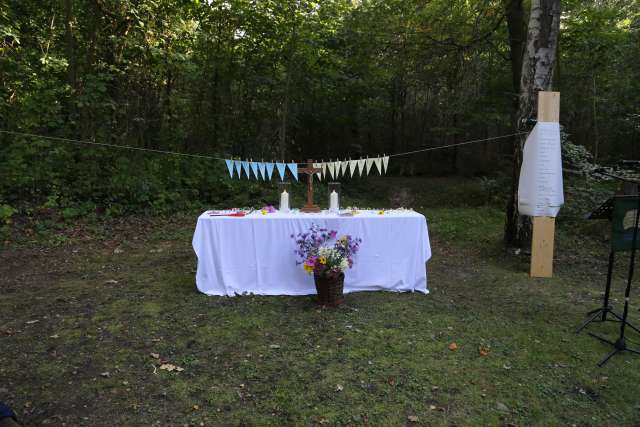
388;132;526;158
0;130;225;161
0;129;526;164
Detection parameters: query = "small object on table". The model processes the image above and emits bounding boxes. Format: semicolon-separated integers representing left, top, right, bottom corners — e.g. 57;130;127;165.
280;190;290;213
328;182;340;213
299;159;322;213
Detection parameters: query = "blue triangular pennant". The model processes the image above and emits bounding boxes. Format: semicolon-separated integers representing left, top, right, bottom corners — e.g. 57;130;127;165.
241;161;250;179
225;160;234;178
234;160;242;178
265;163;275;180
257;162;266;180
250;162;259;179
276;163;286;181
287;163;298;181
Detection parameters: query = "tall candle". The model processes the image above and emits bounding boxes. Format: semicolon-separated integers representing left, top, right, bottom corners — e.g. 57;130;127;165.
280;190;290;212
329;190;339;212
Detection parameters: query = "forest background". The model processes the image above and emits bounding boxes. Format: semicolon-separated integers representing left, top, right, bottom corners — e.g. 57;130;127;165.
1;0;638;220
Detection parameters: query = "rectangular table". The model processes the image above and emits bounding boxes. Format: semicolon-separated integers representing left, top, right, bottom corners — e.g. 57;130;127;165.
192;210;431;296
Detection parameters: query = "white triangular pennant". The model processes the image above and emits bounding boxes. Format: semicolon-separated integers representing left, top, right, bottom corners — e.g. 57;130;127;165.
327;162;335;179
357;158;366;177
365;158;374;175
257;162;266;180
334;161;342;178
348;159;357;178
313;163;322;180
373;157;382;175
341;160;349;177
234;160;242;178
321;162;327;179
382;155;389;174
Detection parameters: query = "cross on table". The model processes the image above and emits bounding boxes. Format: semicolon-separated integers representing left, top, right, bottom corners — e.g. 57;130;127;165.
299;159;322;213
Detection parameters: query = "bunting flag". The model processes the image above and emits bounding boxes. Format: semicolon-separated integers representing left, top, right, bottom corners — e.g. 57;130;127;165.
313;163;322;180
374;157;382;175
241;161;251;179
276;163;287;180
224;155;390;181
266;163;275;180
340;160;349;177
334;161;342;178
287;162;298;181
327;162;335;179
357;158;366;176
225;159;234;178
250;162;259;179
348;159;358;178
365;158;374;175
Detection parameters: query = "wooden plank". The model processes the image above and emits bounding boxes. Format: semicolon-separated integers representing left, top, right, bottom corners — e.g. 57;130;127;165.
530;90;560;278
530;216;556;277
538;91;560;122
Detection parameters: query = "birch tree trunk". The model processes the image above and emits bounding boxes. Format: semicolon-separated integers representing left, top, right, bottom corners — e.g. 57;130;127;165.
504;0;561;248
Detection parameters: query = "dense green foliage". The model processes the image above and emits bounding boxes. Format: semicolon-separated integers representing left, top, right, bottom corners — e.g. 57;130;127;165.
0;0;638;217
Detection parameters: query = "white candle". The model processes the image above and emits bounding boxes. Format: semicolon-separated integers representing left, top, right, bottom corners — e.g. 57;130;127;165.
280;190;290;212
329;190;339;212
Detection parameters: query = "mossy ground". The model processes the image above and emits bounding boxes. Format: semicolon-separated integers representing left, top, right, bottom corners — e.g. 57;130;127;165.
1;177;640;426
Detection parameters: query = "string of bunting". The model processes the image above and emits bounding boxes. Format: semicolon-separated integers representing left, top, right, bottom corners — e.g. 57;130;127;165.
224;156;391;182
0;130;526;181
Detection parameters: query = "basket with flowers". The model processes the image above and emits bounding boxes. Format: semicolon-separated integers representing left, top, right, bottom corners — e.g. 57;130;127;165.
292;224;362;306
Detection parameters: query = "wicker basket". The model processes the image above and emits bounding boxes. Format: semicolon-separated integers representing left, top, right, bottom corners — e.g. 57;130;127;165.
314;271;345;307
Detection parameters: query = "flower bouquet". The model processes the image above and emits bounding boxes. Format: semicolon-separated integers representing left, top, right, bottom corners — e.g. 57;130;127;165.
292;224;362;306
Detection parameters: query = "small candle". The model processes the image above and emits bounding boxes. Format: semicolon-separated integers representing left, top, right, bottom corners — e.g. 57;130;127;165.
280;190;290;212
329;190;339;212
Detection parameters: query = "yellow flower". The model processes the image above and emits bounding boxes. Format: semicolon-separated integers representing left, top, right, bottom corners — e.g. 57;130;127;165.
319;256;327;264
378;209;385;215
261;209;267;215
303;264;314;273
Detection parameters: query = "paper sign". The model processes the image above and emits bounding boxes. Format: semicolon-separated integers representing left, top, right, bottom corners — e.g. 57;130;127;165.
518;122;564;217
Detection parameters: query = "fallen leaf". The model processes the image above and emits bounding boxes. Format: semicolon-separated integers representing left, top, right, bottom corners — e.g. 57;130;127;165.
318;418;330;425
113;248;124;254
26;320;40;324
193;405;199;410
408;415;419;423
159;363;184;372
448;342;458;351
479;346;490;357
496;402;509;412
49;334;59;339
335;384;343;392
100;372;110;378
150;353;160;359
104;279;118;285
429;405;437;410
269;344;281;349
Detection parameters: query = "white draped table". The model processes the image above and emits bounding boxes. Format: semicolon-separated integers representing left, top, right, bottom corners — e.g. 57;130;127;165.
192;210;431;296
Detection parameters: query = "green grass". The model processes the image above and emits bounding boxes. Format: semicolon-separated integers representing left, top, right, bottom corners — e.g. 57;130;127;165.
1;177;640;425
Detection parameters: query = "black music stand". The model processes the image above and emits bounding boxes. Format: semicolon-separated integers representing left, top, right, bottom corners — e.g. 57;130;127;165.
577;172;640;366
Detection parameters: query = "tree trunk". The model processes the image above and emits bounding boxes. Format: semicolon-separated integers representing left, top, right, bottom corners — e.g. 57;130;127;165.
504;0;561;248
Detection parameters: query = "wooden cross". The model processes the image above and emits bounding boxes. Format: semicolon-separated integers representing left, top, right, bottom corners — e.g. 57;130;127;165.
299;159;322;213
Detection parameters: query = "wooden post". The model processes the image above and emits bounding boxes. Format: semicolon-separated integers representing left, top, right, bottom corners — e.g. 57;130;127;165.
530;91;560;277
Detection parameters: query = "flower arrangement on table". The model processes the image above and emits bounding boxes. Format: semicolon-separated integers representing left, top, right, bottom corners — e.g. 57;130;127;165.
260;205;276;215
292;224;362;306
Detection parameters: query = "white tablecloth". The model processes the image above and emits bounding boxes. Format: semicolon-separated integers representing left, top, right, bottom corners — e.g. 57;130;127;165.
192;210;431;296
